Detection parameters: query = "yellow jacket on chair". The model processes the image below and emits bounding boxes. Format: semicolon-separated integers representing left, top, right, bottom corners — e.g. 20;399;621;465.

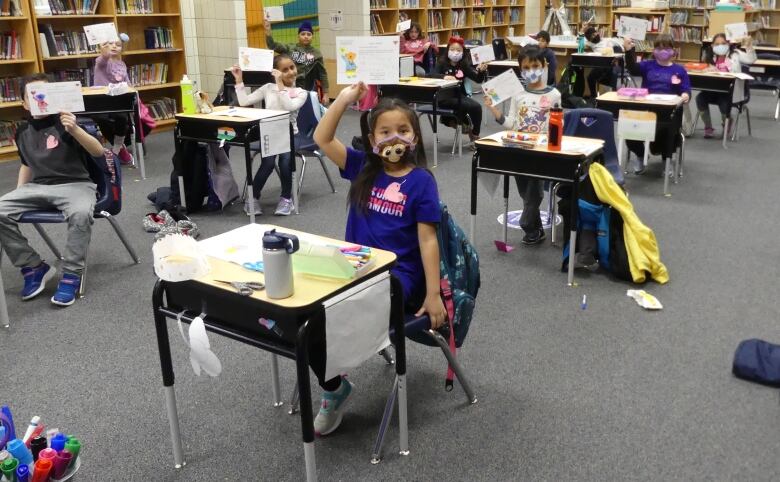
589;163;669;284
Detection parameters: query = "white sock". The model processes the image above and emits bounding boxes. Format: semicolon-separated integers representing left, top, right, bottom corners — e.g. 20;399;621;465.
113;135;125;151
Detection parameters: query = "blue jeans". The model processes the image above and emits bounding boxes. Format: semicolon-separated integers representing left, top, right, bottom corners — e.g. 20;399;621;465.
253;152;292;200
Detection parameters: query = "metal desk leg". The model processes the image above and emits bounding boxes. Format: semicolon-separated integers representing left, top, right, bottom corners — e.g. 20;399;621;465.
722;117;729;150
296;319;317;482
663;156;672;197
153;282;186;468
271;354;283;407
469;152;479;244
502;175;509;246
567;165;582;287
617;136;626;174
244;141;256;224
432;93;439;168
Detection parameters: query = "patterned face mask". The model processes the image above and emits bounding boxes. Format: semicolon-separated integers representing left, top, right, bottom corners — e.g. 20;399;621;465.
521;68;545;84
372;134;416;163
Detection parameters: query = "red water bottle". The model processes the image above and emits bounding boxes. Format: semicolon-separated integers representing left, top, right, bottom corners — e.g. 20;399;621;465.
548;103;563;151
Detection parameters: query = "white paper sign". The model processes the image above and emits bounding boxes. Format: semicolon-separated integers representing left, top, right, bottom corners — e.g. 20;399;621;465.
725;22;748;41
26;81;84;116
482;68;524;105
337;36;400;85
83;22;119;46
238;47;274;71
328;10;344;31
264;6;284;22
618;110;657;142
617;16;650;41
396;19;411;33
470;44;495;65
506;35;538;47
260;116;291;157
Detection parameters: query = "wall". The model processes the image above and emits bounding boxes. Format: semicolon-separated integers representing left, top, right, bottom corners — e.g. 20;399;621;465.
317;0;370;98
527;0;542;35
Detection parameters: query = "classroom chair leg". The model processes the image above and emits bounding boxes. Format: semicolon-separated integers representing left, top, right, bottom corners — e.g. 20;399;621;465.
164;386;186;468
32;224;63;260
304;442;317;481
731;113;741;142
425;329;478;405
663;157;673;197
292;169;301;215
103;211;141;264
379;348;395;365
722;118;729;149
550;183;562;245
774;92;779;121
567;229;578;287
371;375;399;464
271;354;284;407
688;110;700;138
676;134;685;181
746;107;752;137
288;384;300;416
316;152;337;193
137;141;146;180
397;373;409;456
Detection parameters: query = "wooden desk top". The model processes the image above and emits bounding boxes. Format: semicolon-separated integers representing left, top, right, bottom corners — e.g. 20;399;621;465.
755;46;780;53
572;52;623;58
488;60;519;66
476;132;604;158
175;106;289;124
686;70;741;79
196;225;397;309
395;78;460;89
82;86;137;95
597;91;683;106
754;59;780;67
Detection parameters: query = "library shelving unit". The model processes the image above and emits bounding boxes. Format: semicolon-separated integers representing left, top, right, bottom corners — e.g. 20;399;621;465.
668;1;714;61
30;0;186;132
543;0;633;39
0;0;39;161
612;7;671;53
370;0;526;46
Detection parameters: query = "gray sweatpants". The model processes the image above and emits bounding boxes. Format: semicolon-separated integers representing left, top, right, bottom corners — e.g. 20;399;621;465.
0;182;96;274
515;177;544;233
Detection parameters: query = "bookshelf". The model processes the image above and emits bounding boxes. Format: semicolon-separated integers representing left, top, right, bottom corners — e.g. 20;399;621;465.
369;0;526;47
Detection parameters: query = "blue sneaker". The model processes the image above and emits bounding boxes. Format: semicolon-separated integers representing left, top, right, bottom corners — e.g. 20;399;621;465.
51;273;81;307
313;378;354;436
20;263;55;301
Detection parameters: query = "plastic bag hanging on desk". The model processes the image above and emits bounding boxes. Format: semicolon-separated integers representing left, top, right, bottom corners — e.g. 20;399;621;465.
177;312;222;377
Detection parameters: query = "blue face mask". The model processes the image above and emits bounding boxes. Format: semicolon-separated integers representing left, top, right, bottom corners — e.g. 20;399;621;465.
521;68;545;84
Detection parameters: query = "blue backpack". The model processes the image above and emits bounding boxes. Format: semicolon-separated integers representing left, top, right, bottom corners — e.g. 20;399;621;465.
437;201;480;346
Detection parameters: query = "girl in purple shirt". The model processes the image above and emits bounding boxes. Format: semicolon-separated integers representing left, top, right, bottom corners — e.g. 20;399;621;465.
623;34;691;174
92;35;134;166
311;82;447;437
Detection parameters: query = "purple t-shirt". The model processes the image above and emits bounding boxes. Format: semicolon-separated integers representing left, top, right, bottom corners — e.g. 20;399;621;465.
341;147;440;300
638;60;691;96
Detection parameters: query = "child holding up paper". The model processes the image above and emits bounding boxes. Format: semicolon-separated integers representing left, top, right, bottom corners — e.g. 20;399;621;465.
0;74;105;306
696;33;756;138
400;22;437;75
265;19;329;105
581;24;624;98
231;54;307;216
429;36;488;148
92;33;134;166
312;82;446;436
623;34;690;173
484;46;561;245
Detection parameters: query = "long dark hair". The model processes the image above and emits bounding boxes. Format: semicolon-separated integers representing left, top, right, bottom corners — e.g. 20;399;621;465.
403;21;424;41
703;33;733;65
349;97;429;213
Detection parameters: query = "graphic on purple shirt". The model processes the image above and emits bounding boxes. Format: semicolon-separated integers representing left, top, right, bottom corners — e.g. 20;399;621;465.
341;147;440;301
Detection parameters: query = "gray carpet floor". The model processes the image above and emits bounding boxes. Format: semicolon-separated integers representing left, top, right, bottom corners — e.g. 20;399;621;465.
2;95;780;481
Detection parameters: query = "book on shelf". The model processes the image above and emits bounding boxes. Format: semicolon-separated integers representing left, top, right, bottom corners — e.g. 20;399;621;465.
427;32;439;44
0;76;23;102
144;26;174;49
0;120;21;148
670;25;703;42
1;30;20;60
428;0;443;6
369;0;388;7
399;0;419;8
116;0;154;14
492;8;505;24
614;15;665;33
35;0;101;15
760;0;776;8
127;62;168;86
51;67;93;86
671;10;689;25
510;8;522;24
612;0;632;7
428;11;443;30
39;25;96;57
145;96;176;120
473;9;487;27
452;9;467;28
0;0;22;16
370;13;384;34
580;0;606;6
451;0;466;6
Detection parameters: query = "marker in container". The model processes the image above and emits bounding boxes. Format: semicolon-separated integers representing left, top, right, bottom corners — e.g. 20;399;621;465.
38;448;57;463
50;433;67;453
30;436;48;462
22;416;40;443
6;439;33;466
52;450;72;479
16;463;30;482
64;438;81;468
1;457;19;482
31;458;53;482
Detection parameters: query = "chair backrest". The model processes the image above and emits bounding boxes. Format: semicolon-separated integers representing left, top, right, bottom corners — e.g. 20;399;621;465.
492;38;508;60
295;91;320;139
563;108;624;185
79;118;121;215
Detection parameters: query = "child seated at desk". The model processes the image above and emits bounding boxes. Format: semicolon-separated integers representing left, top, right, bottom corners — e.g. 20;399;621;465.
400;21;437;76
231;54;307;216
696;33;756;138
312;82;446;436
92;33;133;166
428;36;488;148
265;19;330;106
536;30;557;86
623;34;691;174
581;24;624;99
484;46;562;245
0;74;106;306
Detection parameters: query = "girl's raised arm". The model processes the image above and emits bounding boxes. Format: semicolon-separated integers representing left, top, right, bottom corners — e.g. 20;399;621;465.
314;82;367;170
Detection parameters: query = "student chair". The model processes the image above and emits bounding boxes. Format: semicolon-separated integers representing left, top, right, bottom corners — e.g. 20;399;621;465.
748;53;780;121
415;105;471;161
293;91;337;212
730;65;753;142
15;122;140;295
492;38;508;61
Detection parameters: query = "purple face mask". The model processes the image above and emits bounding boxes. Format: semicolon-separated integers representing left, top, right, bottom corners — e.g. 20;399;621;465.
372;134;416;163
653;48;675;63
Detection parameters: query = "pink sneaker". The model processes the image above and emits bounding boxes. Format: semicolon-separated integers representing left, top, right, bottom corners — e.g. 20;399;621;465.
118;146;134;166
703;127;714;139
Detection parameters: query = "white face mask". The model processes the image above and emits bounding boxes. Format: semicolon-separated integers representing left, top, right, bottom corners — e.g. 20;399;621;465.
713;44;730;56
448;50;463;62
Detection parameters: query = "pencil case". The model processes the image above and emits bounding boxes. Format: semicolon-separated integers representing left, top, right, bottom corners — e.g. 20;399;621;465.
684;62;709;71
617;87;648;99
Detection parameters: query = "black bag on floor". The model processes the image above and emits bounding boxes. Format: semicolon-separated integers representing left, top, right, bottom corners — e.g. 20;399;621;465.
733;339;780;387
170;139;210;212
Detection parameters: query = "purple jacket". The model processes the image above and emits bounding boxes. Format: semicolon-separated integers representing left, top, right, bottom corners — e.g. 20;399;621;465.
93;54;129;86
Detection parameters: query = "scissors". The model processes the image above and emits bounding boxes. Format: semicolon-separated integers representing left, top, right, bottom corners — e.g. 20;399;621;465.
214;280;265;296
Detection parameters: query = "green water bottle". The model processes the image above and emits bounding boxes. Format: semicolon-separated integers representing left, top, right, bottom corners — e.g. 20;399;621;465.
180;75;196;114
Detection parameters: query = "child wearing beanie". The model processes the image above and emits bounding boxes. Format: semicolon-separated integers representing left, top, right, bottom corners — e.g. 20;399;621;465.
265;19;330;105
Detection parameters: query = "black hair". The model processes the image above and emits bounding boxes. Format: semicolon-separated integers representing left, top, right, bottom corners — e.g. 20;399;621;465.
350;97;429;212
403;21;424;41
584;27;599;42
20;73;49;98
519;46;547;67
537;30;551;44
273;53;294;69
654;34;676;51
703;33;733;65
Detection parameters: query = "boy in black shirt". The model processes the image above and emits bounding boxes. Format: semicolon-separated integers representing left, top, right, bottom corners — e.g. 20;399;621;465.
0;73;105;306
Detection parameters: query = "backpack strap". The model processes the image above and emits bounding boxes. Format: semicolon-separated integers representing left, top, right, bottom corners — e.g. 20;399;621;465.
440;276;457;390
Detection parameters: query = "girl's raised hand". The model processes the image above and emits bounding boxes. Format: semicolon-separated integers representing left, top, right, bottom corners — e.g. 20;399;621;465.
622;36;635;51
99;42;111;56
230;64;243;83
271;69;283;82
741;36;753;48
335;81;368;105
477;62;489;72
416;294;447;330
483;95;493;107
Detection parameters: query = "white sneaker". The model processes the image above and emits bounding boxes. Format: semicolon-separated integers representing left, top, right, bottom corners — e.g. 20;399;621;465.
274;197;294;216
243;198;262;216
313;378;354;436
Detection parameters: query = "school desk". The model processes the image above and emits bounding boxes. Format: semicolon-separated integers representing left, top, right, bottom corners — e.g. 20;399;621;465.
378;78;461;167
685;71;744;149
751;59;780;77
174;106;292;223
755;46;780;55
221;69;276;105
570;52;634;92
487;60;520;78
152;225;403;481
80;86;146;178
471;133;604;286
595;91;686;195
